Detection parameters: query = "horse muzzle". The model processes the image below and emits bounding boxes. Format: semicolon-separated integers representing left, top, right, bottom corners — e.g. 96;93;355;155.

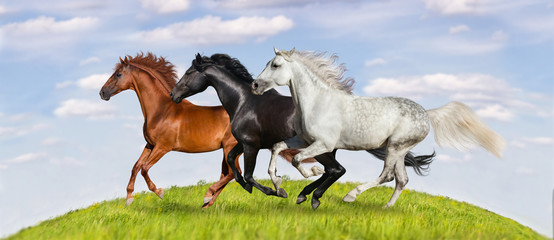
251;80;265;95
170;86;190;103
99;89;112;101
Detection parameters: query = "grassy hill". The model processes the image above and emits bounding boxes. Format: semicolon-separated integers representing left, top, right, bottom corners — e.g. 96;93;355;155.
6;180;547;240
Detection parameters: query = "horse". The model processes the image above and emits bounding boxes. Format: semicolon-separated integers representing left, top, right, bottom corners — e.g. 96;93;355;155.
170;53;434;208
252;47;506;208
99;52;241;208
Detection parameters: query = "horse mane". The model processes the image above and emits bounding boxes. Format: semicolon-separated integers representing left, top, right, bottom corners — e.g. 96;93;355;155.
117;52;177;91
291;51;355;94
208;54;254;84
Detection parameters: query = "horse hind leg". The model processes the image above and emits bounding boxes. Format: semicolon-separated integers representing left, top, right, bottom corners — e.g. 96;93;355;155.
384;157;408;208
203;143;242;208
343;152;396;203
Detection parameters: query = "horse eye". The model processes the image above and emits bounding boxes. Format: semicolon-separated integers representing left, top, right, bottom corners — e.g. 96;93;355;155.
115;72;122;78
272;64;280;68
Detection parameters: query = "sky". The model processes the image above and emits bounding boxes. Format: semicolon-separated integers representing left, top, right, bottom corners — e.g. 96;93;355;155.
0;0;552;237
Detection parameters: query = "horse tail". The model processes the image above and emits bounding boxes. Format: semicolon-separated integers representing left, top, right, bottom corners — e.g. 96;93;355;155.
426;101;506;159
278;149;318;163
365;149;435;176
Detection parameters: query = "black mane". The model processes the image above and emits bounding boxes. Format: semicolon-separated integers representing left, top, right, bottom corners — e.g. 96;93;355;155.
209;54;254;84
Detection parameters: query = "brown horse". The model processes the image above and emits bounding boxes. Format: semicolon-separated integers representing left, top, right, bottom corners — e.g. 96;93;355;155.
99;52;241;208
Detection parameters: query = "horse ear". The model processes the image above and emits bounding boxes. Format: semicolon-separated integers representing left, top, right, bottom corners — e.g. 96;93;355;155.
119;57;124;64
124;56;129;64
289;47;295;55
195;53;203;64
274;46;279;55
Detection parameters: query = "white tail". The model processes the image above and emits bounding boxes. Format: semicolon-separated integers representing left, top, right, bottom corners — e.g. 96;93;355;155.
426;101;506;158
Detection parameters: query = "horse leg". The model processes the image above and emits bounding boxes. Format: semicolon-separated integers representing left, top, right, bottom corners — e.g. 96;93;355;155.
384;157;408;208
311;151;346;210
203;143;242;208
126;144;153;205
383;141;418;208
268;141;290;198
296;151;340;206
342;152;396;203
140;146;169;200
290;141;331;178
243;145;278;195
227;144;249;190
296;172;329;204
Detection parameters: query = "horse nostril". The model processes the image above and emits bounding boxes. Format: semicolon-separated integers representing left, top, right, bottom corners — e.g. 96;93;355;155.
253;83;259;89
170;92;174;98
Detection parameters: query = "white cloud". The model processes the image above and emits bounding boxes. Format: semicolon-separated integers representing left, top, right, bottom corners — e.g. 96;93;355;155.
363;73;548;121
41;137;64;146
56;73;110;90
137;15;294;46
54;99;116;119
515;166;535;176
141;0;190;14
510;137;554;148
436;153;472;163
522;137;554;145
491;30;509;41
474;104;514;122
211;0;326;9
0;16;99;52
77;74;110;91
80;57;101;66
0;123;49;138
430;35;505;55
56;81;74;89
449;24;470;34
422;0;481;15
1;16;98;36
0;5;8;15
5;152;48;164
364;58;387;67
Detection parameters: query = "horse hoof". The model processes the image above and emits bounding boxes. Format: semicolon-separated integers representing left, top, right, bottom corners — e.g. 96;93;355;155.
244;183;253;193
296;195;307;204
156;189;164;200
342;194;356;203
311;198;320;210
203;197;213;205
311;166;325;176
277;188;288;198
126;197;134;206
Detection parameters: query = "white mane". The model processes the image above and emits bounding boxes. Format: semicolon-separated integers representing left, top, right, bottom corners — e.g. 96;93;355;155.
291;51;355;94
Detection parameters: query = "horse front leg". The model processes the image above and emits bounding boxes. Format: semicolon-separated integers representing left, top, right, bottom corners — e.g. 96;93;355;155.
226;144;248;189
291;141;331;178
140;146;170;201
126;144;153;205
243;145;278;195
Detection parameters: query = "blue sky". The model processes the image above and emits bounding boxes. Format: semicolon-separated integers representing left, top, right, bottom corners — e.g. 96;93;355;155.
0;0;552;237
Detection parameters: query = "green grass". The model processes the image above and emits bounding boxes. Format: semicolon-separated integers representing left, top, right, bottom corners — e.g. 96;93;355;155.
6;180;547;240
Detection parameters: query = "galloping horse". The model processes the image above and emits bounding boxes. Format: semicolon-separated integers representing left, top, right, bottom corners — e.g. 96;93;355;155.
100;52;240;207
252;48;505;209
170;53;433;206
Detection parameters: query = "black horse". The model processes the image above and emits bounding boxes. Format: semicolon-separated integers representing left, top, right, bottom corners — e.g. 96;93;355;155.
170;54;434;209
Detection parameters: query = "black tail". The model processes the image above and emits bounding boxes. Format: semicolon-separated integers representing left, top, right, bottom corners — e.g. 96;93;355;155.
366;148;435;176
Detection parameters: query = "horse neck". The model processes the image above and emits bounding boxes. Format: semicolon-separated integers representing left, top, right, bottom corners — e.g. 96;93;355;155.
289;63;334;114
205;68;252;119
131;71;187;123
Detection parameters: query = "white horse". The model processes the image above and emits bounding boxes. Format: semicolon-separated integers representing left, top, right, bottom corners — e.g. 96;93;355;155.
252;47;506;208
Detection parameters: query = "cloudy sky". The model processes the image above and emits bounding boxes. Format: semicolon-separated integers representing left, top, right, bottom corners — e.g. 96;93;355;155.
0;0;552;237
